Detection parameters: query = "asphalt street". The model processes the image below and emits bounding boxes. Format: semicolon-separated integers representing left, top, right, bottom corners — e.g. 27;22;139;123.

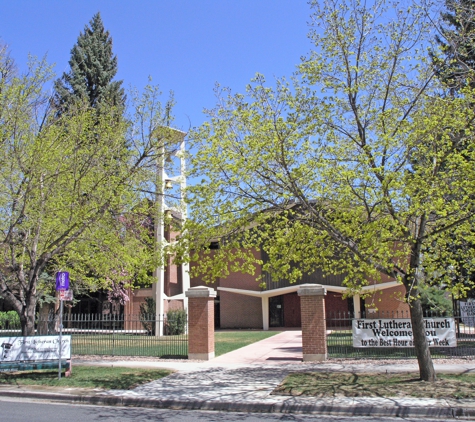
0;398;465;422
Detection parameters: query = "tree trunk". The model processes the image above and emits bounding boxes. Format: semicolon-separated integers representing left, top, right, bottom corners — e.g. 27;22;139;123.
20;299;37;336
37;303;52;335
409;297;437;382
405;216;436;382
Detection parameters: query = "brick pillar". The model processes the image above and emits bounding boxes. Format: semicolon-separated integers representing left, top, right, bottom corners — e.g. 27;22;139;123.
298;284;327;362
185;286;216;360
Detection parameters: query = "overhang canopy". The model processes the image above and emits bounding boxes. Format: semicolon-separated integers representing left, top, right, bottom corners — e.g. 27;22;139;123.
217;280;401;298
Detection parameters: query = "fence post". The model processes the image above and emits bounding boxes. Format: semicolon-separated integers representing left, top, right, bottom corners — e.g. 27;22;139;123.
185;286;216;360
298;284;327;362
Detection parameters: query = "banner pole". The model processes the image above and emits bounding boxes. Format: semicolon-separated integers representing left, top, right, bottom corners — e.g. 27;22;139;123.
58;298;63;380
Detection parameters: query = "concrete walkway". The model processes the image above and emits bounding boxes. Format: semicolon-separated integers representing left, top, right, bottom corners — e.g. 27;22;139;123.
2;331;475;419
211;330;304;365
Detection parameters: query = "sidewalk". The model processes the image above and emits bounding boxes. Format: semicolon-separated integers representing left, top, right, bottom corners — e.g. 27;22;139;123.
1;331;475;419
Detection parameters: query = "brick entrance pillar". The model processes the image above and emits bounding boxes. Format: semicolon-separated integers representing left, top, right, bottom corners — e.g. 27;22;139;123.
298;284;327;362
185;286;216;360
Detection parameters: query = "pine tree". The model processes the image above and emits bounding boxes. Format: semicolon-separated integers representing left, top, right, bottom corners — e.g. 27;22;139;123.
54;12;125;114
431;0;475;305
434;0;475;92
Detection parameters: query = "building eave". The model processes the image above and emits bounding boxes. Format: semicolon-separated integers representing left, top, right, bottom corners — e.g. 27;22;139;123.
217;280;401;298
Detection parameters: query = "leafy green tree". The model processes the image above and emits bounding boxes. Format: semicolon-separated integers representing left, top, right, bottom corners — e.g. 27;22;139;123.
0;46;175;335
53;12;125;115
183;0;475;381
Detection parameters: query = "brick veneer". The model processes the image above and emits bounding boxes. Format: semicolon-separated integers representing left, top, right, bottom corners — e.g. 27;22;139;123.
185;286;216;360
364;285;409;315
220;291;262;328
298;284;327;361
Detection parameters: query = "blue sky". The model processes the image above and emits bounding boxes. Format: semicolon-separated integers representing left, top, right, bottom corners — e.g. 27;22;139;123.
1;0;313;132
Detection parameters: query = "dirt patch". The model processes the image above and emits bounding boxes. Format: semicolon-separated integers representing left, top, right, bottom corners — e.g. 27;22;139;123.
272;372;475;399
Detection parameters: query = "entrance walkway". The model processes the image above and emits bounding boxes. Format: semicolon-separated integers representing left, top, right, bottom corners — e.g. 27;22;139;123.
212;330;304;364
64;330;475;418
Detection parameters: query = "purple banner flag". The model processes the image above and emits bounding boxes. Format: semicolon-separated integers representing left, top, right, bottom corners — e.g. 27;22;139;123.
55;272;69;291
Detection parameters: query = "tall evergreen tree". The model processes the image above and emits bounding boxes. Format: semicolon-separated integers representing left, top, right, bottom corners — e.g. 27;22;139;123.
434;0;475;92
54;12;125;114
431;0;475;301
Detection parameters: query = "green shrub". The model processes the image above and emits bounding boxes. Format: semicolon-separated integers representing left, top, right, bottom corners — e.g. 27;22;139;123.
420;286;453;315
165;309;187;335
139;298;187;336
139;297;156;335
0;311;20;329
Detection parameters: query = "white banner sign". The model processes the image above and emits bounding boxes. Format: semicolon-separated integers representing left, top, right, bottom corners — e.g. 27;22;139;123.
460;301;475;328
352;318;456;348
0;335;71;362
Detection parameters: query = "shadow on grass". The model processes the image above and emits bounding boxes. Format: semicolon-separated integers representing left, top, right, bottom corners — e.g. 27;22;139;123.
0;366;172;390
273;371;475;399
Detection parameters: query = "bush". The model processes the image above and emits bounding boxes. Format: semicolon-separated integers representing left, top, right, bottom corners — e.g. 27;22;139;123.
0;311;20;330
139;297;156;335
139;298;187;336
165;309;187;335
420;286;453;316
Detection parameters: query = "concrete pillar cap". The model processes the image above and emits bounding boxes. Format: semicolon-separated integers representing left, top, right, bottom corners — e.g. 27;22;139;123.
185;286;217;298
297;284;327;296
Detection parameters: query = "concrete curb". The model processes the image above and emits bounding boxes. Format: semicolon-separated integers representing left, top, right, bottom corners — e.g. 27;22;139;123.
2;388;475;419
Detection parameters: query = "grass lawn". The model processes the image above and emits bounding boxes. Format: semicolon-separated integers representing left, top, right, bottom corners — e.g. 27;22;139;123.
0;365;172;389
72;334;187;358
215;330;281;356
273;372;475;399
68;330;280;358
0;330;280;389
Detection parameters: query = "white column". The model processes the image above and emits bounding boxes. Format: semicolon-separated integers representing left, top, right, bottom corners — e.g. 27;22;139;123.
261;297;269;331
353;294;361;318
153;142;165;337
179;138;190;311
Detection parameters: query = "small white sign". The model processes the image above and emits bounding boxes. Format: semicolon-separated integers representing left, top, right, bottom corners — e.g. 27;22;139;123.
352;318;456;348
460;301;475;327
0;335;71;362
60;289;73;301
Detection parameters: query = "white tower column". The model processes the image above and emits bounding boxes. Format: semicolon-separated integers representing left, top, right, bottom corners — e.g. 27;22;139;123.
153;142;165;337
179;138;190;311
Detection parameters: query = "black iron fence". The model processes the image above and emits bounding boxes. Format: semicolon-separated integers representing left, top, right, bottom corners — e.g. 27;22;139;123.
2;309;475;360
326;310;475;359
0;313;188;358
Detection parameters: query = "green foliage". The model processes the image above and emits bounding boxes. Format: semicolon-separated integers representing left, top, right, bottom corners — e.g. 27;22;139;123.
0;311;20;329
54;12;125;115
165;309;187;335
139;301;187;336
139;297;156;335
0;43;176;335
181;0;475;380
185;1;475;297
419;286;454;315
